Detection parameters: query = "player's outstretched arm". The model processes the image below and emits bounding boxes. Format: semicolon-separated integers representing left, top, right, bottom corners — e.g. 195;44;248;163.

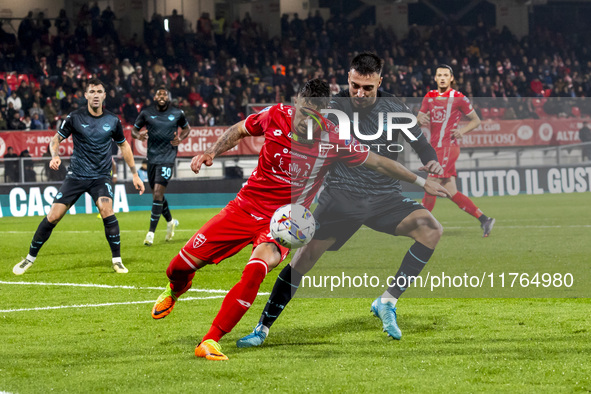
118;140;145;195
48;133;65;171
363;152;450;198
191;120;249;174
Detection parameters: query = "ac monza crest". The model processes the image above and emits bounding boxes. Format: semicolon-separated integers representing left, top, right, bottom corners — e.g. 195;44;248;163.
193;233;207;248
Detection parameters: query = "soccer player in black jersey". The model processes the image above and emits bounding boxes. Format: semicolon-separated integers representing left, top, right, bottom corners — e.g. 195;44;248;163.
132;87;190;246
238;52;444;344
13;79;145;275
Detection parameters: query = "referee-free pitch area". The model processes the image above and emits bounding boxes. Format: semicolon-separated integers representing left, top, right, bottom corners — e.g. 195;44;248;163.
1;193;590;392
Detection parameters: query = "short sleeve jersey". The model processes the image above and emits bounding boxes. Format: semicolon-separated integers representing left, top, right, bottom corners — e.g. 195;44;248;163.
238;104;369;218
134;105;189;164
419;89;474;148
324;90;428;195
58;108;125;179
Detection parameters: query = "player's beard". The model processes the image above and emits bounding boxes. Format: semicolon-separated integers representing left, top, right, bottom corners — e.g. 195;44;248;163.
90;102;102;112
157;101;169;111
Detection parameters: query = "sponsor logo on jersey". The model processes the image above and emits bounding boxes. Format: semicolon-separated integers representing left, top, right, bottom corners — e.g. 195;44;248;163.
103;123;111;131
150;115;157;119
168;114;175;121
193;233;207;248
81;124;90;128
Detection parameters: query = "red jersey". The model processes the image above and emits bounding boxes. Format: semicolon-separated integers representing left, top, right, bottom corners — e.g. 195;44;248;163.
237;103;369;217
419;89;474;148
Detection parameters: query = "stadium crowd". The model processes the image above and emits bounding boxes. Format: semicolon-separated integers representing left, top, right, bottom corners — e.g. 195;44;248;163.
1;4;591;132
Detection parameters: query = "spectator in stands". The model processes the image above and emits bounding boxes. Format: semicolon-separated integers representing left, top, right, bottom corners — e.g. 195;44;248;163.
210;97;225;124
7;91;23;116
0;110;7;130
169;9;185;41
122;96;139;124
195;104;214;126
22;115;31;130
40;79;54;100
55;86;66;101
8;112;25;130
30;113;43;130
580;121;591;161
55;9;70;35
35;11;51;45
17;11;34;53
105;89;123;114
4;146;19;182
0;90;7;113
121;58;135;80
29;102;45;122
20;149;36;182
43;99;58;128
21;91;33;115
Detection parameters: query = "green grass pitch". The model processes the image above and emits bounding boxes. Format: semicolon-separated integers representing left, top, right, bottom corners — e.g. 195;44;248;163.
1;193;590;392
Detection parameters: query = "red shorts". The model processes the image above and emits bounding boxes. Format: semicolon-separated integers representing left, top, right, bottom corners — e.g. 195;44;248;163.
184;200;290;264
432;146;461;179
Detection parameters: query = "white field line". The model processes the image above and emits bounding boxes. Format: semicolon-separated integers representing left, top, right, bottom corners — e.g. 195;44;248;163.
0;280;228;293
3;224;591;235
0;296;225;313
0;281;270;313
2;229;197;234
359;224;591;230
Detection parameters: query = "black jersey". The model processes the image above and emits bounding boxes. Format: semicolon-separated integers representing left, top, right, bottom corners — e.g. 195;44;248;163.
324;90;435;195
134;105;188;164
58;108;125;180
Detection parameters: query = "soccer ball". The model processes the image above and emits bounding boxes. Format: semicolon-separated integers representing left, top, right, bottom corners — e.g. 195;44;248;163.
270;204;316;249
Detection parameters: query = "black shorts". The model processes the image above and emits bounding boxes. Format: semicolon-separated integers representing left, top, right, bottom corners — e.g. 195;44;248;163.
53;177;114;206
148;163;174;189
313;187;426;251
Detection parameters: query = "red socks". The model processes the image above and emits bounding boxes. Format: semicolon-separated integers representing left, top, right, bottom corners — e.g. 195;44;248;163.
166;248;197;295
422;194;436;212
203;258;268;343
451;192;483;218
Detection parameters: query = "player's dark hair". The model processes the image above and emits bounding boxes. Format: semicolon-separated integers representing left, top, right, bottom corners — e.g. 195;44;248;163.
299;78;330;106
435;64;454;76
350;52;383;76
86;78;106;91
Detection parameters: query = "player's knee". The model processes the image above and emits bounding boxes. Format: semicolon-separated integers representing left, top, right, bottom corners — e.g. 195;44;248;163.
46;207;66;224
255;243;281;270
46;213;62;225
425;216;443;245
415;215;443;248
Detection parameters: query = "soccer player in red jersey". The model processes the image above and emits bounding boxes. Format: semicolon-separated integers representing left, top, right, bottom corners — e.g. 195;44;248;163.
151;79;449;361
418;64;495;237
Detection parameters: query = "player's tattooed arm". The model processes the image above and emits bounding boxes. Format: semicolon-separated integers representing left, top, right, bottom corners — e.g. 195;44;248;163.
192;120;249;174
48;133;65;171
